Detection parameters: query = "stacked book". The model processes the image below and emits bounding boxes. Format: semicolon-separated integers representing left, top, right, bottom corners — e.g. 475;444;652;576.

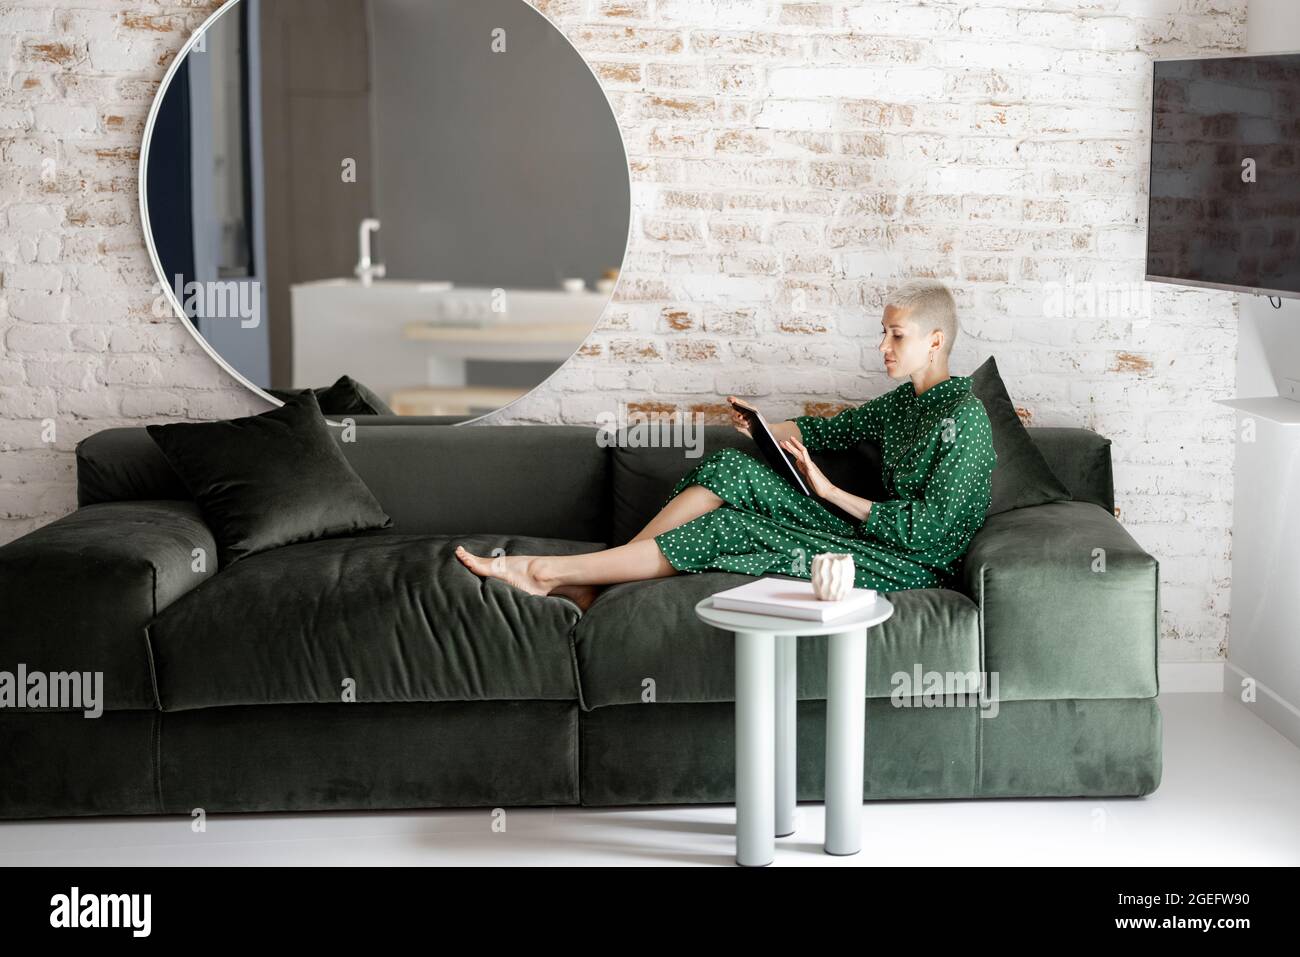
710;577;878;622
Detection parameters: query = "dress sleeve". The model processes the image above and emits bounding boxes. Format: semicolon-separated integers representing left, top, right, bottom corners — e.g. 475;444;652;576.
858;403;996;551
791;393;890;451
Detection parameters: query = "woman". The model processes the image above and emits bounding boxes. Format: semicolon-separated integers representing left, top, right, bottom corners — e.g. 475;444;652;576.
455;280;996;611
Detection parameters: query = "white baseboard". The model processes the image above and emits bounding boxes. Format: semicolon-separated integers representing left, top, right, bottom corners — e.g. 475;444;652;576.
1158;661;1225;692
1222;661;1300;750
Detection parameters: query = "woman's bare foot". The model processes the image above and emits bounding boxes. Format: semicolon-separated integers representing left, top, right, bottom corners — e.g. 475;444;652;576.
454;545;553;597
549;583;603;613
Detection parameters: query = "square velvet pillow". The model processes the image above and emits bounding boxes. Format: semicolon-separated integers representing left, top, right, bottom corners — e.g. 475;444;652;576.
970;355;1073;516
146;391;392;566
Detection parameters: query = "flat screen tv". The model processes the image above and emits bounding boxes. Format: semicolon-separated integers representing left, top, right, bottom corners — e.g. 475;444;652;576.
1147;52;1300;299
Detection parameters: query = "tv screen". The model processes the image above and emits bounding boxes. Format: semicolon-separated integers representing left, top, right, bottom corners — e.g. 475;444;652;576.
1147;53;1300;298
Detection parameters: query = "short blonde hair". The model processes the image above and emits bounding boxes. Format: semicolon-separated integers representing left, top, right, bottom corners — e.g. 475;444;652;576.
886;280;958;358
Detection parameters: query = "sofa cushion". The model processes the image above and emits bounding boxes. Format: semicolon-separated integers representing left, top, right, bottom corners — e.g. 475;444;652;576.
145;533;603;712
970;356;1074;515
572;572;980;710
146;391;393;566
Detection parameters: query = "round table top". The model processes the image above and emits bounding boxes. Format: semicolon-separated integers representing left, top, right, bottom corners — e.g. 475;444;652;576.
693;593;895;637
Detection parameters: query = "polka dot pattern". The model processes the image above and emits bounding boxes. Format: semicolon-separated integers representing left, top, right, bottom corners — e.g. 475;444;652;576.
652;375;997;593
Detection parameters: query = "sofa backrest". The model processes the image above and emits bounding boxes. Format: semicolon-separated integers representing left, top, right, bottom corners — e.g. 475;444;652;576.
75;423;1113;546
76;426;610;543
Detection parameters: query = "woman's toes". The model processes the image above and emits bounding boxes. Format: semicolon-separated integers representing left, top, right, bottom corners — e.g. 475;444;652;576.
458;546;491;576
455;547;555;599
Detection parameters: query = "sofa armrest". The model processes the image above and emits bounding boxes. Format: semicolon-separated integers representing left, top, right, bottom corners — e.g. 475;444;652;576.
959;501;1159;702
0;501;216;711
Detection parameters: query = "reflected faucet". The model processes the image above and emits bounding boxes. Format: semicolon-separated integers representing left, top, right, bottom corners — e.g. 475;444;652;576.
355;218;386;287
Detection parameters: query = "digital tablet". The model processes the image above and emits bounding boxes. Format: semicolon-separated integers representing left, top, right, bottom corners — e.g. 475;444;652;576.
729;399;812;497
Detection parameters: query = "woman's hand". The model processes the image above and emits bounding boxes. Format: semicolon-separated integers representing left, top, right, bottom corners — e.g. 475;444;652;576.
726;395;755;438
780;436;837;499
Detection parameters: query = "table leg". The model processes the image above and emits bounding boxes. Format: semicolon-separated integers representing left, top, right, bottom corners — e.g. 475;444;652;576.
775;634;797;838
735;630;775;867
825;627;867;856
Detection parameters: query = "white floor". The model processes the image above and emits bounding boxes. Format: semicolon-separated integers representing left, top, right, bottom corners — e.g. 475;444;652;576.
1;692;1296;866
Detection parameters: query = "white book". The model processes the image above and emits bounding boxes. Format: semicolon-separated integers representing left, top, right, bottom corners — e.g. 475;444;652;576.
710;576;878;622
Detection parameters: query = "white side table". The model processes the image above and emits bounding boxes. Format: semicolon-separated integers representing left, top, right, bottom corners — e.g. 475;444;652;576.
694;593;895;867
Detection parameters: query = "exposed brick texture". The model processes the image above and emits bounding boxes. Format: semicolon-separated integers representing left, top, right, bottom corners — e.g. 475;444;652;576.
0;0;1249;664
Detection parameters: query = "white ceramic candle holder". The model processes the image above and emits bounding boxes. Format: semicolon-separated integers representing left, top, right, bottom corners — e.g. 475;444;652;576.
811;552;855;601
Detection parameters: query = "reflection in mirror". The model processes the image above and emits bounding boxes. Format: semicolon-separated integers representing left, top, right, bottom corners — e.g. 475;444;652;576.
143;0;631;420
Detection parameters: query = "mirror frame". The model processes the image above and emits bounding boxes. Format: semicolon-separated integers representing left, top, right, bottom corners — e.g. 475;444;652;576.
139;0;633;426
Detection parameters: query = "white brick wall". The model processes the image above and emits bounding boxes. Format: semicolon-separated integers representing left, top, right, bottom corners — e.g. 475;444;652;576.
0;0;1247;665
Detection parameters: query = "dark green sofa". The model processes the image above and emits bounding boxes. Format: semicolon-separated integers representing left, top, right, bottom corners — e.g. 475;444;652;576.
0;423;1160;819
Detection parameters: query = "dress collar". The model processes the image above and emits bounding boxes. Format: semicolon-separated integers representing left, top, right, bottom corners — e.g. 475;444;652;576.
909;375;970;411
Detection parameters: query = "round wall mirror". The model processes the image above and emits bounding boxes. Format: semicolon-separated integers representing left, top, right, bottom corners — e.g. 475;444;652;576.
141;0;631;422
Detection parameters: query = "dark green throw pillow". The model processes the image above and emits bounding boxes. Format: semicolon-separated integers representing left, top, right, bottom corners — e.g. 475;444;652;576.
146;391;392;566
970;355;1073;515
267;375;395;416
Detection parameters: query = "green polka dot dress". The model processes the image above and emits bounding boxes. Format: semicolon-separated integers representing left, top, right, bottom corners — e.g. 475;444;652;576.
652;375;997;593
